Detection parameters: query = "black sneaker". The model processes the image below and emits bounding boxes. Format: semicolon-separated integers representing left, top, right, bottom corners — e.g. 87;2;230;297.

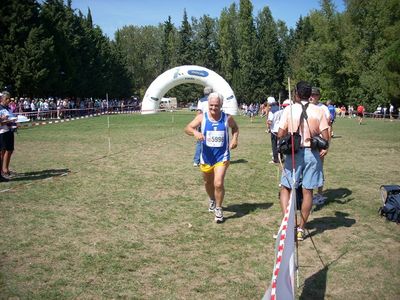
0;175;10;182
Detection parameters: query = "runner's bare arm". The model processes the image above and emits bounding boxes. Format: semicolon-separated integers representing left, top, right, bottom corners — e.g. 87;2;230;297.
185;114;204;141
228;116;239;150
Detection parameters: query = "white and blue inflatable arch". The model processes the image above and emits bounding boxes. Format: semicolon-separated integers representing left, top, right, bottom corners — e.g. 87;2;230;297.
141;65;238;115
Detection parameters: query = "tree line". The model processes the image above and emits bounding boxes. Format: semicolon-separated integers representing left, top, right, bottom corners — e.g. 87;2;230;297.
1;0;399;111
0;0;131;99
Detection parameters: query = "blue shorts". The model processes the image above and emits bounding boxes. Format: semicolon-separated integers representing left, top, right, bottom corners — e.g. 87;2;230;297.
281;148;323;190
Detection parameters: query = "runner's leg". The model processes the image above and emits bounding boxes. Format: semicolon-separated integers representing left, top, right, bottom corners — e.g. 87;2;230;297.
213;163;229;208
202;171;215;201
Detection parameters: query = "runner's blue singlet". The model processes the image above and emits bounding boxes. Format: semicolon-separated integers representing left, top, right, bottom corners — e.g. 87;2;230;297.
200;111;230;166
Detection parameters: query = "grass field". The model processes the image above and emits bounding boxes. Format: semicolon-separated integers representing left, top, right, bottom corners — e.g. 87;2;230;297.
0;111;399;299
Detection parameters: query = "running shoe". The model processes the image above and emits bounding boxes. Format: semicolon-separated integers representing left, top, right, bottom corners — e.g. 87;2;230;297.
319;195;328;203
1;173;11;181
313;194;327;205
4;170;18;178
0;175;10;182
214;207;224;223
208;199;216;212
312;194;321;204
297;228;305;241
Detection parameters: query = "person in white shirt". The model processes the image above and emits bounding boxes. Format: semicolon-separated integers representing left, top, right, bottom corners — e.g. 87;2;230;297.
389;104;395;120
374;105;382;118
23;98;30;112
278;81;330;241
267;98;289;164
0;91;16;180
0;92;9;182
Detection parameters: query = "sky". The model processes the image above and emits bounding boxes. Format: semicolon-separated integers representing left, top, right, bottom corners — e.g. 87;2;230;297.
70;0;345;39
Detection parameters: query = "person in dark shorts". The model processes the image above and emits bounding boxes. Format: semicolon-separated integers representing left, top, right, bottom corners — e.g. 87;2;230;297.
0;92;8;182
0;91;16;179
356;104;365;125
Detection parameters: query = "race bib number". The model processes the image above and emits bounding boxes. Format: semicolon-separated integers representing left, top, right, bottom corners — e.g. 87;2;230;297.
206;130;225;147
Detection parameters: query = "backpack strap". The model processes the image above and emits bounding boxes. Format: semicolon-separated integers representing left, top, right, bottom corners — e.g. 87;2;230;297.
300;102;313;137
301;102;309;120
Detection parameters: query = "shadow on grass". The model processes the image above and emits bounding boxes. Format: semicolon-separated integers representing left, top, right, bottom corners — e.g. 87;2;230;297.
306;211;356;239
300;250;348;299
331;135;342;138
11;169;70;181
224;202;273;219
230;158;248;164
314;188;353;211
299;266;328;300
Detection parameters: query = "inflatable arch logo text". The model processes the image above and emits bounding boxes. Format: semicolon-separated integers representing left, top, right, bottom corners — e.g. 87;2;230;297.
141;65;238;115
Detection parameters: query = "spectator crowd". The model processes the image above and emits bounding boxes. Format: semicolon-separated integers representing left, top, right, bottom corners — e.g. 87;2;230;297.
5;96;142;121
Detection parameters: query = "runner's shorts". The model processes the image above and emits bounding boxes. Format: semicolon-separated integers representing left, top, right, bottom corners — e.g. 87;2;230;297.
200;161;229;174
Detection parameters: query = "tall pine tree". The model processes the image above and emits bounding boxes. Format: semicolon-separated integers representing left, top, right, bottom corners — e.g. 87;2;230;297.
254;6;281;101
218;4;239;85
237;0;256;102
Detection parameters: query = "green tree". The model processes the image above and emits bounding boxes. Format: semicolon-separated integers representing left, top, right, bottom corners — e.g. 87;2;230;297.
308;0;346;102
14;26;55;96
218;4;239;85
237;0;256;102
254;6;281;101
276;20;291;98
115;24;162;96
40;0;78;96
341;0;400;109
287;16;314;83
39;0;131;98
380;0;400;105
177;9;194;65
287;0;348;104
0;0;44;95
161;16;178;71
169;10;205;105
192;15;218;70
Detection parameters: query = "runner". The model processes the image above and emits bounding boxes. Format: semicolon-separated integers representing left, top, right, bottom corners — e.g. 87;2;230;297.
185;92;239;223
356;103;365;125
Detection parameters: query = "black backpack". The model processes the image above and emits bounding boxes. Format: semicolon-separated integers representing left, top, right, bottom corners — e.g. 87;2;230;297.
379;185;400;223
